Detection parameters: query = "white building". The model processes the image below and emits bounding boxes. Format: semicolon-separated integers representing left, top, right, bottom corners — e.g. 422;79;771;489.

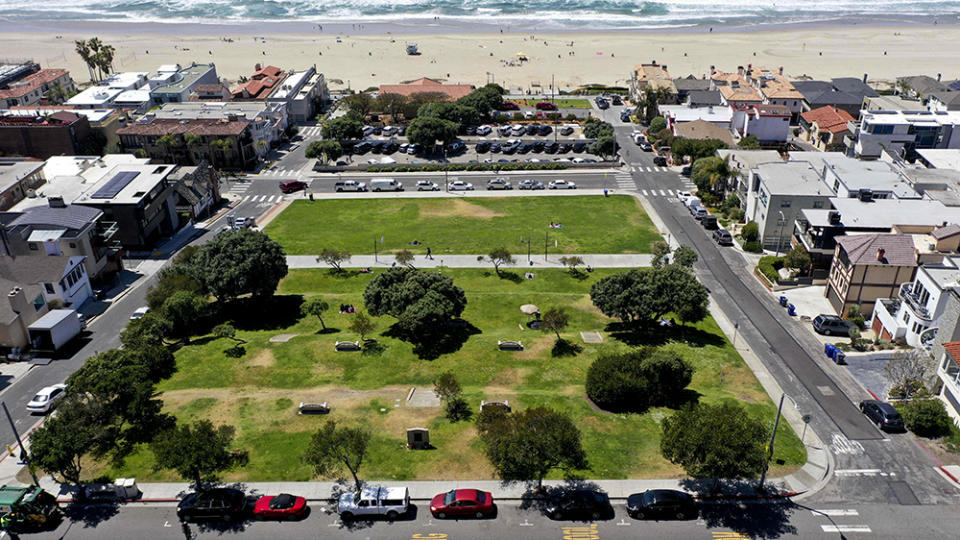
149;63;219;105
658;104;732;129
745;160;833;252
65;72;149;108
268;66;327;123
732;103;791;143
847;109;960;159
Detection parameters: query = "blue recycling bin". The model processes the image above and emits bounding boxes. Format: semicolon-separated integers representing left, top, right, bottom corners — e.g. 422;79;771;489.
834;350;847;365
779;296;788;307
787;304;796;316
825;343;836;358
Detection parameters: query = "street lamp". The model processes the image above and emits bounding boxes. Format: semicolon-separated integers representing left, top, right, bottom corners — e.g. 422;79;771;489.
775;210;786;257
758;393;801;492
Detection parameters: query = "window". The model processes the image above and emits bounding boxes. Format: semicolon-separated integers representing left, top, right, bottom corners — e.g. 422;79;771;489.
44;283;54;294
780;200;792;208
28;242;38;251
69;242;76;249
813;201;824;209
903;312;911;325
32;294;44;311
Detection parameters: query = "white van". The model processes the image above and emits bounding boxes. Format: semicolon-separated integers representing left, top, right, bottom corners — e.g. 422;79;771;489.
369;178;404;192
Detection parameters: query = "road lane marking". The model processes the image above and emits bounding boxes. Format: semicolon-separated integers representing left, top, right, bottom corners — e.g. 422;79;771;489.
659;190;667;196
562;524;599;539
821;525;871;533
812;509;859;516
711;533;751;539
830;433;865;455
834;469;882;476
641;190;648;196
520;518;534;526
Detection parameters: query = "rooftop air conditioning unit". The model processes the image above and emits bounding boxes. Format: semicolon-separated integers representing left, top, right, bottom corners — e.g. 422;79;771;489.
828;211;841;225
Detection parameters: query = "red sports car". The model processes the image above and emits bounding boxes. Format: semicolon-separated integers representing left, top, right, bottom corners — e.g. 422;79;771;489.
252;493;308;520
429;489;495;519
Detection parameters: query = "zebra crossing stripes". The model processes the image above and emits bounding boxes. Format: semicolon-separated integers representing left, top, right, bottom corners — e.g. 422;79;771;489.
239;194;284;204
639;189;675;197
637;166;671;172
257;168;300;178
614;174;635;189
299;126;323;137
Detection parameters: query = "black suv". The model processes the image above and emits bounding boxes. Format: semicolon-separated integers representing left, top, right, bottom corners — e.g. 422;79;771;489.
627;490;697;520
544;489;612;520
177;488;247;522
812;314;851;336
859;400;905;432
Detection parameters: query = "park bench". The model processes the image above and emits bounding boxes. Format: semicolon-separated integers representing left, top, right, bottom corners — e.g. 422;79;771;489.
498;340;524;351
335;341;362;351
298;402;330;415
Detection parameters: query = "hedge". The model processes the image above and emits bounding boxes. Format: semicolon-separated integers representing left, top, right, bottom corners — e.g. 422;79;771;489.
366;162;568;172
743;241;763;253
757;256;784;283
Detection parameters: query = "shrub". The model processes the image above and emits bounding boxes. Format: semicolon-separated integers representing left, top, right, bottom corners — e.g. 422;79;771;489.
585;347;693;412
565;113;578;121
741;222;759;242
901;399;952;438
757;256;784;283
743;241;763;253
649;116;666;134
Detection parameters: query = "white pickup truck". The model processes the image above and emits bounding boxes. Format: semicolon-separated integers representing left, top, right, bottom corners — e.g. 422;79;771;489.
337;486;410;520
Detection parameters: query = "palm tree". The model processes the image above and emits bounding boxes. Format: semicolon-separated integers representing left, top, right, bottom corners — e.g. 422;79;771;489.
74;40;94;82
635;86;671;124
694;156;735;194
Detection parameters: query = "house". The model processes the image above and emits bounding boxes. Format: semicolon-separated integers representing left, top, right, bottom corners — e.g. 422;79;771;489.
685;90;723;107
743;66;804;122
65;72;149;108
148;101;287;157
927;91;960;112
0;254;91;309
269;66;327;122
167;162;221;220
716;148;784;202
861;94;926;112
825;234;919;317
0;281;49;350
673;119;735;146
629;62;677;103
799;106;856;152
732;103;791;144
8;106;124;154
916;149;960;171
117;117;257;171
0;200;123;284
710;67;764;107
0;160;45;210
379;77;473;101
847;110;960;160
0;69;75;108
792;77;878;117
810;153;919;200
0;62;40;89
672;76;710;103
0;111;92;159
233;64;286;100
658;104;732;129
149;63;219;105
744;160;832;253
897;75;949;99
935;342;960;426
189;83;232;102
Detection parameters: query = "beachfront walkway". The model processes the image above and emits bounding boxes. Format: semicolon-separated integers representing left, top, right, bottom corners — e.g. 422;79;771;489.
287;253;653;269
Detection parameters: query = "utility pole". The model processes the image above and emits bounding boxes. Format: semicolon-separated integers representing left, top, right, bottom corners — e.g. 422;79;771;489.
544;230;549;261
3;401;39;486
759;393;797;491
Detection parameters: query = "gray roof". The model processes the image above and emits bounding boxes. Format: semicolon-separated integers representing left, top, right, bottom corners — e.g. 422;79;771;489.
687;90;723;106
814;197;960;229
755;161;830;196
897;75;949;96
673;77;710;92
0;277;44;325
929;91;960;108
831;78;878;97
791;78;877;107
836;234;917;267
0;255;71;283
932;224;960;239
7;204;101;232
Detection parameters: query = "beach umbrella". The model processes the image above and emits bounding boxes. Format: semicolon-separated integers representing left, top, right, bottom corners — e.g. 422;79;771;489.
520;304;539;315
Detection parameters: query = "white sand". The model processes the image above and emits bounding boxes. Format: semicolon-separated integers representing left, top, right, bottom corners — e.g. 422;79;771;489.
5;25;959;92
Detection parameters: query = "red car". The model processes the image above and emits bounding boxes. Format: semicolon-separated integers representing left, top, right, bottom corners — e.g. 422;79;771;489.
279;180;307;194
498;101;520;111
536;101;558;110
252;493;308;520
430;489;495;519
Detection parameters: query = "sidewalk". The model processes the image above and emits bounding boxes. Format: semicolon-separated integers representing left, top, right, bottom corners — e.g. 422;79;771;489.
288;253;653;269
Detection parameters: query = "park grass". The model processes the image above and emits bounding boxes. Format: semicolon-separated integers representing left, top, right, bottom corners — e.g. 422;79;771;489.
517;98;592;109
91;269;805;483
263;195;660;255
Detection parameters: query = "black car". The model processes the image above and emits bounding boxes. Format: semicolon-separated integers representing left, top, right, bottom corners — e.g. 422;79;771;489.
446;141;466;154
490;142;502;153
538;125;553;136
372;126;383;135
859;399;905;432
612;95;623;105
544;141;559;154
653;156;668;166
370;141;385;154
681;166;692;177
517;142;533;154
383;142;399;154
397;126;406;136
627;490;697;520
525;125;539;136
353;141;372;154
532;141;546;152
572;142;587;153
502;142;518;154
560;126;574;136
544;489;612;520
177;488;247;523
476;141;491;153
558;143;572;153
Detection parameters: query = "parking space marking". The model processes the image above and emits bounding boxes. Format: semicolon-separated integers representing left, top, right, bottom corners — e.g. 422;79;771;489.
813;509;859;516
821;525;872;533
411;534;448;539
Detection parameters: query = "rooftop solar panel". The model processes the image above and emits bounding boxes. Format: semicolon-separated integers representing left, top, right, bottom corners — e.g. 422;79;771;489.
91;171;140;199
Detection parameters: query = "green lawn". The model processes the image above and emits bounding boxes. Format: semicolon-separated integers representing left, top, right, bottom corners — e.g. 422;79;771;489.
517;98;592;109
264;195;660;255
92;269;805;483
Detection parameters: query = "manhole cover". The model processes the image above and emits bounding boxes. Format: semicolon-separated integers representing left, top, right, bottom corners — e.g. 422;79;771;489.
580;331;603;343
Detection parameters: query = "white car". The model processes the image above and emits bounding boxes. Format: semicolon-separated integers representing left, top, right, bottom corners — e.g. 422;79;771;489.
476;125;493;136
416;180;440;191
571;157;586;164
510;125;526;136
677;190;693;204
487;178;512;190
27;384;67;414
523;111;535;119
130;306;150;320
449;180;475;191
381;126;397;136
549;180;577;189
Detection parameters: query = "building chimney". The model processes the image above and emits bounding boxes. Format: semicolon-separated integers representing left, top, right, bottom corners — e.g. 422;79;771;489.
737;65;744;76
710;65;716;75
47;196;66;208
661;65;667;71
937;73;942;82
7;287;29;315
863;73;868;84
876;248;886;261
778;66;783;75
255;63;262;71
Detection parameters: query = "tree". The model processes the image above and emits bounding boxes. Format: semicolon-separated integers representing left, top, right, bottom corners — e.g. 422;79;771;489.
152;420;248;488
589;135;618;159
363;267;467;340
318;248;351;272
418;101;480;126
479;406;587;489
479;247;514;277
649;116;667;136
884;350;935;399
590;266;709;326
394;249;415;268
28;395;111;483
901;399;952;438
738;134;761;149
582;117;614;139
74;38;115;82
406;116;459;148
403;91;449;118
160;290;208;342
672;246;697;268
691;156;734;194
348;310;375;341
190;229;288;301
660;402;767;481
559;255;585;274
635;87;671;124
586;347;693;412
673;139;728;164
456;84;504;120
434;372;470;421
213;323;247;344
120;312;173;349
301;297;330;330
651;240;671;268
377;92;408;119
342;93;376;118
540;307;570;340
741;222;759;243
306;140;342;163
322;115;363;141
302;421;370;490
784;245;811;275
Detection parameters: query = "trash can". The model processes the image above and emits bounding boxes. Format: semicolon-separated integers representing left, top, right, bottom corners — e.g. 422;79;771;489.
779;296;788;307
834;350;846;365
825;343;836;358
787;304;796;316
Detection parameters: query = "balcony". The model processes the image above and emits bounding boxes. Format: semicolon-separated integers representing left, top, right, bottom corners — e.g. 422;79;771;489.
899;282;932;321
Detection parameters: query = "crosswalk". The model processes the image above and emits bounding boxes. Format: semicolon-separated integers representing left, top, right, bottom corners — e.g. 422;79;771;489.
634;165;671;173
222;180;249;197
237;194;286;204
640;188;681;198
614;173;635;189
256;168;301;178
812;508;871;534
299;126;323;137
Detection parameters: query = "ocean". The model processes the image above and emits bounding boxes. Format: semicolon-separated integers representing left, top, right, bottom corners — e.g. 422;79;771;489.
1;0;959;30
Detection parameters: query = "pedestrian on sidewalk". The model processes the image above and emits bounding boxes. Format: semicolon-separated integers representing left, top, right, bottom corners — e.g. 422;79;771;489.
426;247;433;260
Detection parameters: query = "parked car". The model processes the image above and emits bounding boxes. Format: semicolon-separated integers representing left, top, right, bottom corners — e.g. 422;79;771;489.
691;206;708;220
370;141;384;154
812;314;852;336
487;177;512;190
490;142;502;153
611;95;623;105
430;489;495;519
681;166;692;177
381;126;397;136
544;489;612;520
499;101;520;110
398;143;409;154
639;141;653;151
383;142;399;154
538;125;553;136
252;493;308;520
130;306;149;320
407;143;422;155
446;141;466;154
859;399;906;432
416;180;440;191
544;141;559;153
26;384;67;414
517;142;533;154
177;488;246;523
354;141;372;154
525;125;539;136
713;229;734;246
536;102;558;110
627;490;697;520
369;178;403;192
335;180;367;192
595;97;609;110
572;142;587;153
511;125;527;136
653;155;668;166
549;179;577;189
560;126;575;136
476;141;491;153
449;180;475;191
620;111;632;122
362;125;375;136
701;215;718;230
477;125;493;136
532;141;546;152
463;125;478;136
234;216;255;229
338;486;410;521
676;190;692;203
558;143;573;153
518;179;545;190
279;180;307;194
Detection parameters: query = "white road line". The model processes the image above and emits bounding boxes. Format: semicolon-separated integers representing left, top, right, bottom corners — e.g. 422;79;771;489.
666;189;675;195
834;468;882;476
821;525;871;533
641;189;648;196
812;509;859;516
266;195;276;202
659;189;667;196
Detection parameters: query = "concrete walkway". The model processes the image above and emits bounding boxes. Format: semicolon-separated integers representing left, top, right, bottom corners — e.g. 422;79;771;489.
288;253;653;269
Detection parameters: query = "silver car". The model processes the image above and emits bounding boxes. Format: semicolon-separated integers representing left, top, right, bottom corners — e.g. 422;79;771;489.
416;180;440;191
518;179;545;190
548;179;577;189
449;181;475;191
487;178;512;190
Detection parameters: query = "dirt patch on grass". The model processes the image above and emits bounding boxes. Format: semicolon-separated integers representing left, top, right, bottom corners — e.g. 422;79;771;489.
415;425;496;480
248;349;276;368
490;367;530;386
514;335;553;359
419;199;504;220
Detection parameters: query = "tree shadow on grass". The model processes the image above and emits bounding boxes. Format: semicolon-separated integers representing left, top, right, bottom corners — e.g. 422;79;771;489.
567;270;590;282
605;321;726;349
223;345;246;358
219;295;304;331
551;338;583;357
497;270;523;284
383;319;481;360
330;269;366;279
361;340;385;356
317;327;342;335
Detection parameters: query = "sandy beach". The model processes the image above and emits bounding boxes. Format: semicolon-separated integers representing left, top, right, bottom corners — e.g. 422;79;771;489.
3;22;960;93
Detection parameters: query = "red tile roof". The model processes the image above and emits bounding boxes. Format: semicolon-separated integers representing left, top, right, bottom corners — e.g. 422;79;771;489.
117;118;250;137
252;65;283;80
0;69;70;100
944;341;960;362
233;67;286;100
379;77;475;100
0;111;82;126
801;106;855;134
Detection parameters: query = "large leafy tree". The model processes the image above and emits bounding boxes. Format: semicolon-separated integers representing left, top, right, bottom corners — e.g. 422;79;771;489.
342;92;376;118
28;395;112;484
152;420;248;488
146;263;203;311
586;347;693;412
406;116;459;147
660;402;767;481
589;135;618;159
590;266;708;326
403;91;449;118
479;406;587;489
160;290;208;342
120;312;173;349
582;117;614;139
456;84;504;120
302;420;370;491
190;229;288;301
306;140;343;163
377;92;408;119
672;138;728;163
417;101;479;126
322;114;363;141
363;267;467;338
